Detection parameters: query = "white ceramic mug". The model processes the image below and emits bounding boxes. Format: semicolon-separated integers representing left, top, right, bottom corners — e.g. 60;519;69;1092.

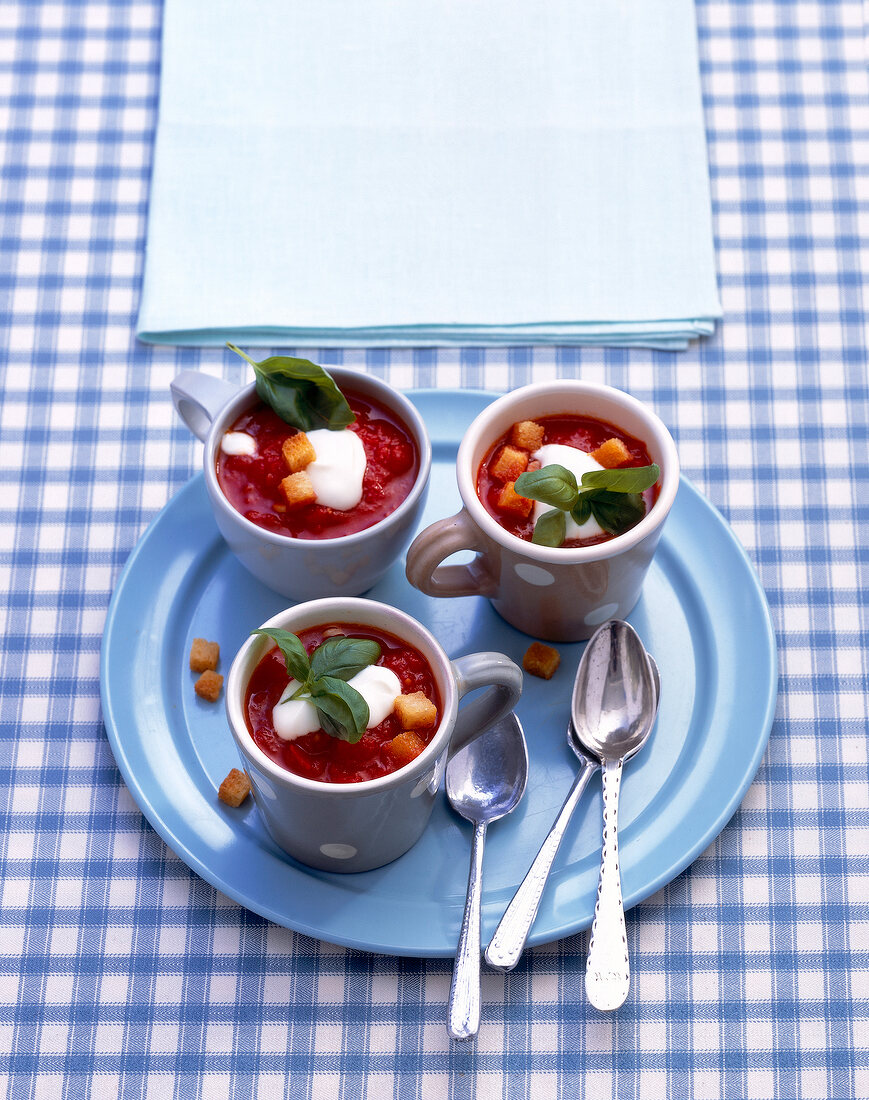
225;597;523;873
171;369;432;600
405;381;680;641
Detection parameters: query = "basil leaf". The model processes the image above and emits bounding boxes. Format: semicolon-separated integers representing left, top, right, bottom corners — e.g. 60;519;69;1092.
310;690;357;741
252;628;311;683
580;463;660;494
316;677;370;733
310;675;370;743
531;508;567;547
310;636;381;682
571;494;594;526
514;465;579;510
317;709;345;740
589;491;647;535
227;344;355;432
315;709;341;739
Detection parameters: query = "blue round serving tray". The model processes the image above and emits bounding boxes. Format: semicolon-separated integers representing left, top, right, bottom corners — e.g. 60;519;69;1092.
100;389;777;957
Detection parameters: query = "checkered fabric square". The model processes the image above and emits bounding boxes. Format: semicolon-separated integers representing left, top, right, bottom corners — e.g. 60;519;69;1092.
0;1;867;1097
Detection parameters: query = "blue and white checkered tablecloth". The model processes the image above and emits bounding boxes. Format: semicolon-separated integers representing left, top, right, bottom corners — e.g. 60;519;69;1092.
1;1;867;1096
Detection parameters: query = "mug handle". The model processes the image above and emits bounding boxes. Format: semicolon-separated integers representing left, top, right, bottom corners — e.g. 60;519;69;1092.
170;370;241;442
448;652;523;757
405;509;497;598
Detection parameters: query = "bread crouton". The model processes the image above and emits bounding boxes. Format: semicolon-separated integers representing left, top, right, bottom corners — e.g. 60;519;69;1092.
194;669;224;702
282;432;316;473
522;642;561;680
218;767;251;807
495;480;534;518
279;471;316;509
190;637;219;673
591;437;631;469
388;731;427;767
511;420;545;452
393;691;438;730
491;445;529;484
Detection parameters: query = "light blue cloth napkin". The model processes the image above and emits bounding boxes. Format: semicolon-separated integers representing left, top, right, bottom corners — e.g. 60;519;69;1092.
137;0;721;349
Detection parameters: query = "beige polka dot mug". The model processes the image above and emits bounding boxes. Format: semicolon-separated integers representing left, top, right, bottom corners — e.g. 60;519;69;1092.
405;380;680;641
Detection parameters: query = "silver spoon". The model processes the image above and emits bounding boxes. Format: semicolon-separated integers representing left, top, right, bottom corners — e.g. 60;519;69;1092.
485;640;659;974
578;619;656;1011
446;712;528;1040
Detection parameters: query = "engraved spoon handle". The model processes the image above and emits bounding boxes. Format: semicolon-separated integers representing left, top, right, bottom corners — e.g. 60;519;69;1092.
448;820;487;1040
585;756;630;1010
485;759;597;972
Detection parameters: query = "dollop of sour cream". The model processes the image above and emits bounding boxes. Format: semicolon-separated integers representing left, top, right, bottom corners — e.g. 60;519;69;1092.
531;443;606;540
221;431;257;456
305;428;366;511
272;664;401;742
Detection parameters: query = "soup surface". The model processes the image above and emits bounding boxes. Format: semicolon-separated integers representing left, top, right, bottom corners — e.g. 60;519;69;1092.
217;394;418;539
476;413;657;547
245;622;442;784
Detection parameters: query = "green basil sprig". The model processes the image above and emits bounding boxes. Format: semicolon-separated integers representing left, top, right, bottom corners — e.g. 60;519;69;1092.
253;629;381;743
514;462;659;547
228;344;355;432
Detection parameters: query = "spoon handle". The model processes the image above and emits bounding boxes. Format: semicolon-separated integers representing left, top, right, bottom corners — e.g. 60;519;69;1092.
448;820;487;1040
585;756;630;1010
485;760;597;972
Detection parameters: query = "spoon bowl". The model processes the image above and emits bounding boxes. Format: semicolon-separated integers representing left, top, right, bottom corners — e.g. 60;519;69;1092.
446;713;528;1040
447;722;529;824
568;654;660;764
571;620;656;762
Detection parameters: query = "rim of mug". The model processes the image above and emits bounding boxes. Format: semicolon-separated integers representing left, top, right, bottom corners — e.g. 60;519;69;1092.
225;597;460;797
455;380;680;565
205;369;432;548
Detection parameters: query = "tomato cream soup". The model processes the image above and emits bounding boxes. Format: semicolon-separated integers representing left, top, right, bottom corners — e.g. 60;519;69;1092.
477;414;657;547
217;393;418;539
245;623;442;784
